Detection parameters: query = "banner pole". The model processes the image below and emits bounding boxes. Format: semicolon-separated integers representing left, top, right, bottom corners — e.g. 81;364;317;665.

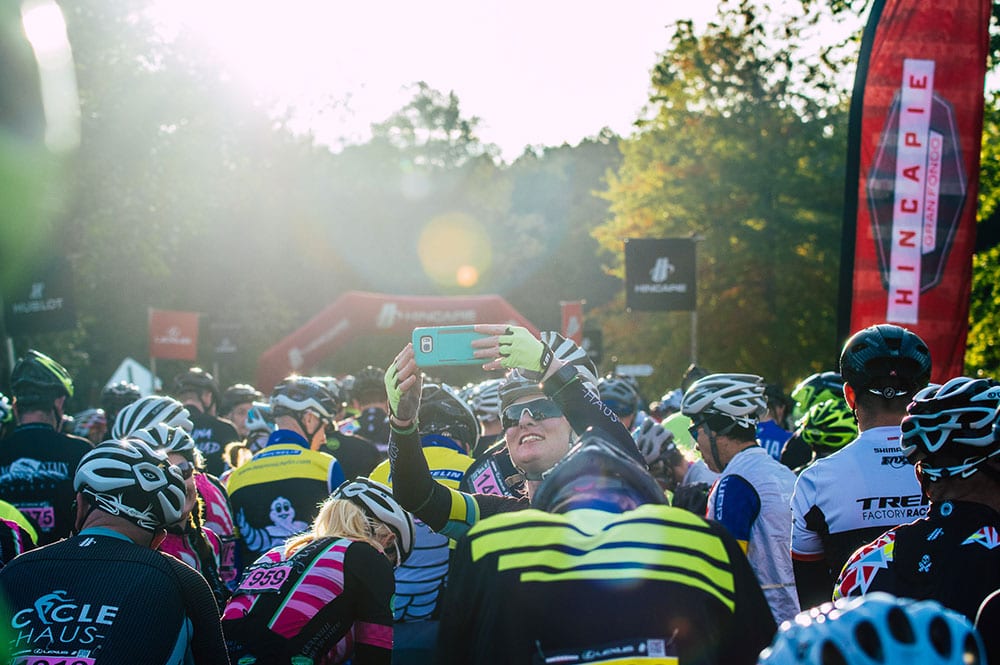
690;310;698;365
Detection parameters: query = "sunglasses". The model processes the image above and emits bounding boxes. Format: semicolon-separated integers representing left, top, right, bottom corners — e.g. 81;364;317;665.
688;421;704;441
174;460;195;480
501;398;563;429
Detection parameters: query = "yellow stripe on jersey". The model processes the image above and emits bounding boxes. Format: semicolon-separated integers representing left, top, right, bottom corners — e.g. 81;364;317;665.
440;488;480;542
467;505;736;610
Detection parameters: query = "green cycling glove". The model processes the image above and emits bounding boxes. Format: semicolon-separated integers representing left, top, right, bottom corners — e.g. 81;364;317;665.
498;326;553;376
384;363;420;422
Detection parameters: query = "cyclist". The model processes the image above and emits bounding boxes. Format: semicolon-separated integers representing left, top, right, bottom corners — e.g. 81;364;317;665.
219;382;264;440
71;407;107;444
100;379;142;430
759;592;986;664
597;373;643;430
780;371;844;469
130;423;231;610
385;325;640;542
682;373;799;623
791;397;857;472
226;376;345;560
222;478;414;665
0;349;92;545
0;438;228;663
835;376;1000;623
113;393;240;589
437;432;776;664
173;367;240;476
318;375;384;481
340;366;391;453
791;324;932;609
370;382;476;663
757;383;792;460
467;377;504;455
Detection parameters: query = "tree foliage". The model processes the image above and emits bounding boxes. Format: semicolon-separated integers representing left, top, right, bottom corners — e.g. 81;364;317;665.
592;0;848;389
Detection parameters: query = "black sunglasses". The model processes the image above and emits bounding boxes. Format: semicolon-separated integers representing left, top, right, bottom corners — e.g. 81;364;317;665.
688;420;704;441
174;460;195;480
501;398;563;429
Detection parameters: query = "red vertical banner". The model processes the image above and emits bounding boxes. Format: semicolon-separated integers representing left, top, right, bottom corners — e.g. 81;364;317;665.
149;308;200;361
839;0;989;382
560;300;584;345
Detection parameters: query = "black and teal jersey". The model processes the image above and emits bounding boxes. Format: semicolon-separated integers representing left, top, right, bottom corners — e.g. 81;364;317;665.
437;504;776;665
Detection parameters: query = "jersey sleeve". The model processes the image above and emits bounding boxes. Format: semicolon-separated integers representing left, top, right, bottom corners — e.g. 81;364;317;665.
167;555;230;665
345;542;394;664
790;467;826;560
709;474;761;551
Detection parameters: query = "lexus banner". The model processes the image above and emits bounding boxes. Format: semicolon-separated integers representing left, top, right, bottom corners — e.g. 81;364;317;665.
3;257;77;335
149;309;200;361
624;238;696;312
838;0;989;381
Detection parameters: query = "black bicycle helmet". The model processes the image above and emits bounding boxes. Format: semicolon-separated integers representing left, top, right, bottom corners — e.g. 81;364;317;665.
74;439;187;531
532;431;667;514
173;367;220;402
219;383;263;416
351;366;387;404
10;349;73;401
840;324;932;398
901;377;1000;481
760;592;985;665
418;383;479;452
101;381;142;418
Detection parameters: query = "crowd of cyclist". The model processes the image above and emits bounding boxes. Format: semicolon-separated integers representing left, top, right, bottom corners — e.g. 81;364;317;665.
0;321;995;664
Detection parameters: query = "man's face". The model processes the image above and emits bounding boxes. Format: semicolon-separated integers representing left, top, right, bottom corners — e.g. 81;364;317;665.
689;419;719;473
227;402;253;437
503;394;573;477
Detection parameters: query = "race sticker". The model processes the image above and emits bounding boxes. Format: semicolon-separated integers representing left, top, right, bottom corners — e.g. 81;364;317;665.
15;657;96;665
238;563;293;593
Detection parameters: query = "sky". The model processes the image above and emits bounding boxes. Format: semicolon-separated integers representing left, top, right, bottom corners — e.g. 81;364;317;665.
148;1;726;162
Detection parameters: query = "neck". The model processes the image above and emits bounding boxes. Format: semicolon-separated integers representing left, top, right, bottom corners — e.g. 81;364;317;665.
17;410;57;427
81;512;158;548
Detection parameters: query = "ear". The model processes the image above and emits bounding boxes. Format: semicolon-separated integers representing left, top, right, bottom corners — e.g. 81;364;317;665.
843;383;856;409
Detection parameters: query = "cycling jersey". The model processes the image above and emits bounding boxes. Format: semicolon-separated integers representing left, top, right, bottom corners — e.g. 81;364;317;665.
222;536;394;665
371;436;474;622
226;430;345;560
437;504;776;665
0;423;93;545
756;420;792;461
160;522;229;611
389;365;641;541
187;405;240;477
194;471;239;587
0;527;227;664
835;500;1000;623
707;445;799;623
790;425;927;607
458;439;524;498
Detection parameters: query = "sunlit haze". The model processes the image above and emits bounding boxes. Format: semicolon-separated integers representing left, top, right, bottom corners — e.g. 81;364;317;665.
147;1;725;162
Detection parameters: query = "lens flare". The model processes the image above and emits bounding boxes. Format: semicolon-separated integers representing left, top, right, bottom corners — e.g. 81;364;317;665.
417;213;491;289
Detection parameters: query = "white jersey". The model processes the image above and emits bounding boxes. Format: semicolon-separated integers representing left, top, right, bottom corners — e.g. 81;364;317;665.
707;445;799;623
790;425;928;574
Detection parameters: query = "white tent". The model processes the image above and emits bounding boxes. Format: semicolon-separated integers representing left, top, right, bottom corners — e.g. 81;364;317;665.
105;357;161;396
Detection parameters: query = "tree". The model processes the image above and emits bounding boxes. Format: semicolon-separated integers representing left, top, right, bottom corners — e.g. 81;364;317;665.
592;0;849;391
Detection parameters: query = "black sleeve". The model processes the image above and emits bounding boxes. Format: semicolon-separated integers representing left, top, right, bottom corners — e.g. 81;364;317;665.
707;520;777;664
387;425;454;532
167;556;231;664
543;364;645;465
793;558;836;610
976;588;1000;665
344;542;394;665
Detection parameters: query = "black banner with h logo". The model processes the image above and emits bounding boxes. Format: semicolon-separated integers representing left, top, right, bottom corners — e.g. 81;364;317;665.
624;238;697;312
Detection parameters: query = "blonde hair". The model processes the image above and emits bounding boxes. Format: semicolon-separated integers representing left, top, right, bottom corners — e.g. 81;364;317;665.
284;496;381;556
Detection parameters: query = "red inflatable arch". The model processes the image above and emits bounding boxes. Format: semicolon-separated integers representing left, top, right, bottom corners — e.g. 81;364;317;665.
256;291;537;391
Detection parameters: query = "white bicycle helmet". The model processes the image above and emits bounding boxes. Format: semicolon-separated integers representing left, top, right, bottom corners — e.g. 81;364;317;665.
74;439;187;531
759;592;985;665
632;418;675;466
681;373;767;429
111;395;193;438
901;377;1000;481
127;423;196;456
270;376;339;421
469;378;503;422
245;401;276;435
333;478;415;567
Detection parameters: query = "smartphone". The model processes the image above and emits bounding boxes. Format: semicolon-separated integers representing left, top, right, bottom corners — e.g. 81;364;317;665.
412;325;486;367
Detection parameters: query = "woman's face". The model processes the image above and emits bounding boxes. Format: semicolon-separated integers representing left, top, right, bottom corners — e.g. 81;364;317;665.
373;523;399;568
503;394;573;477
167;452;197;520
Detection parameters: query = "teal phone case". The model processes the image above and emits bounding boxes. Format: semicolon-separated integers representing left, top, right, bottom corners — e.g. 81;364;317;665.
412;326;485;367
